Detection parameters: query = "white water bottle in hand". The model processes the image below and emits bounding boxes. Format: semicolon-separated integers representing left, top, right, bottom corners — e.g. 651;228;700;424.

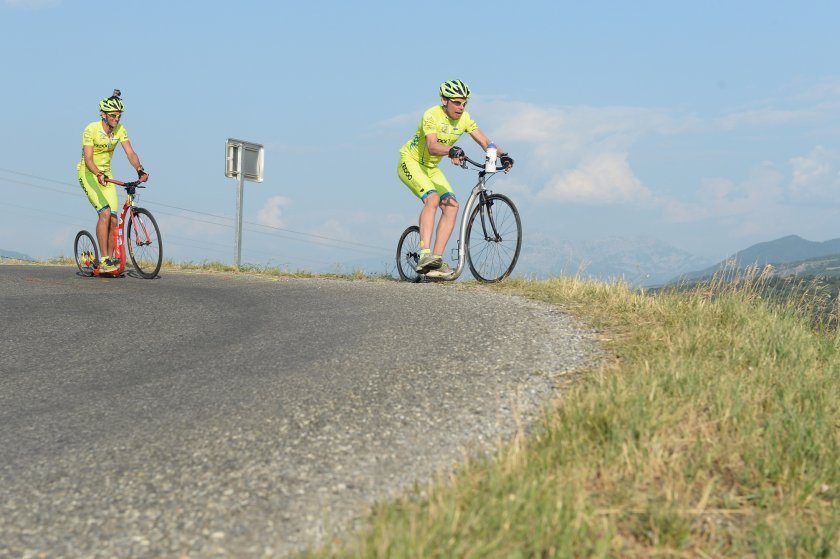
484;143;498;173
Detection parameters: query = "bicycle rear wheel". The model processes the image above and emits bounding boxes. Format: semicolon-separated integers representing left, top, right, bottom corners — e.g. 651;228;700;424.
125;207;163;279
396;225;422;282
74;230;99;276
465;193;522;282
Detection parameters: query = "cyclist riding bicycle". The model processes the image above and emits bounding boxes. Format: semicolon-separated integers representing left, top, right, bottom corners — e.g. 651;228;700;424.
76;89;149;273
397;79;513;279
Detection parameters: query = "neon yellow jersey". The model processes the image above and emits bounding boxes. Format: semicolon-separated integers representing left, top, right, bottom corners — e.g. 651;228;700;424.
76;121;129;174
400;105;478;168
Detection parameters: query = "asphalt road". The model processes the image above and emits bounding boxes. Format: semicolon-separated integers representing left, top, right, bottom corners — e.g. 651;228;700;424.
0;264;599;558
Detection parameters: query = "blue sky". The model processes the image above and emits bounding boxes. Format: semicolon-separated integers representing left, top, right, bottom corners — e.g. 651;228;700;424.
1;0;838;275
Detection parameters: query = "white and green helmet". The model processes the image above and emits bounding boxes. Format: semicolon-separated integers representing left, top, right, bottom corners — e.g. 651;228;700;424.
439;79;471;99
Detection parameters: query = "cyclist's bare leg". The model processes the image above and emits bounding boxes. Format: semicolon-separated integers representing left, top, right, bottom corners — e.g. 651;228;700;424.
95;210;116;261
107;214;117;257
419;193;440;252
433;196;459;256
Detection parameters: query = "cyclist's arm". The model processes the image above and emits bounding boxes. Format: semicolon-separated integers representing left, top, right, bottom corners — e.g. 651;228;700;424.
120;139;144;174
82;145;103;175
425;133;454;156
469;128;505;155
425;133;463;165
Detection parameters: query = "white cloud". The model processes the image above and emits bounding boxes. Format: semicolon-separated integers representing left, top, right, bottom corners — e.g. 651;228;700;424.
661;162;786;225
310;218;352;241
484;100;698;164
538;153;652;204
789;146;840;200
478;100;697;207
256;195;291;228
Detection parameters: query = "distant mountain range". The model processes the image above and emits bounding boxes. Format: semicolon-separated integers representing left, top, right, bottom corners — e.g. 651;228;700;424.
674;235;840;283
514;233;840;287
0;249;33;261
516;234;714;287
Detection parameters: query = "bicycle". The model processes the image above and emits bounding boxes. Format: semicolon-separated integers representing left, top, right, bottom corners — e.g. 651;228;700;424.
396;151;522;283
73;176;163;279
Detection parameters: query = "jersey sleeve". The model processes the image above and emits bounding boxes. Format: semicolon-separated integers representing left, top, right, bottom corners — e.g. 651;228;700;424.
461;111;478;134
421;107;440;136
82;124;95;146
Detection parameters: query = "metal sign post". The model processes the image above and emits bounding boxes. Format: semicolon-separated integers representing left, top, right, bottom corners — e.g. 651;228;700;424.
225;138;264;269
234;156;245;268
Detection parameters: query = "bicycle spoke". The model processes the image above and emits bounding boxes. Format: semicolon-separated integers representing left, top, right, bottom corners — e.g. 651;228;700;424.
396;225;422;282
126;208;163;279
466;194;522;282
74;230;98;276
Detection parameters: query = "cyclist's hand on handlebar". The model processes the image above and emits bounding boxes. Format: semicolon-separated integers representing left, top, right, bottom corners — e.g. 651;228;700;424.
448;145;465;165
137;168;149;182
500;153;514;172
96;173;107;186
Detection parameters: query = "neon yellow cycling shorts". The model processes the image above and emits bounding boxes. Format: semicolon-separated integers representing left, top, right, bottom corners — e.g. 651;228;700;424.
397;153;455;201
78;168;118;215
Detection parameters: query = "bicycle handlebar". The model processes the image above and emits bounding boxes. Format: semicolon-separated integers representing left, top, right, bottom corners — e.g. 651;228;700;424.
459;154;511;173
104;176;149;189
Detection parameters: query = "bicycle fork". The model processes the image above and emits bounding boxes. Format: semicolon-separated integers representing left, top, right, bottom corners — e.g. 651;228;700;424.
129;209;153;247
477;196;504;242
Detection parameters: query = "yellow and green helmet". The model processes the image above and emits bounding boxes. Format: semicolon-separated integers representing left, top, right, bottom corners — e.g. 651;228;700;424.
99;89;125;112
439;79;471;99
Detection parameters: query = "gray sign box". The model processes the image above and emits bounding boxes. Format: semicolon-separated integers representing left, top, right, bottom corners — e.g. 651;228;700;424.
225;138;264;182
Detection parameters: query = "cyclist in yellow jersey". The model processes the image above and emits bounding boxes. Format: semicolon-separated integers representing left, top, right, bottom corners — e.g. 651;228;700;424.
77;90;148;273
397;79;513;278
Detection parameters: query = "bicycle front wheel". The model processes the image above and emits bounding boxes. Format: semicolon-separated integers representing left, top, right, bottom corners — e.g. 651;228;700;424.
466;194;522;282
74;230;99;276
396;225;422;282
125;207;163;279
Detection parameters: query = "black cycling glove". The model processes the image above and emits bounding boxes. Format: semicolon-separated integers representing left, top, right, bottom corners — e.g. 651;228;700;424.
448;146;465;159
499;154;514;170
